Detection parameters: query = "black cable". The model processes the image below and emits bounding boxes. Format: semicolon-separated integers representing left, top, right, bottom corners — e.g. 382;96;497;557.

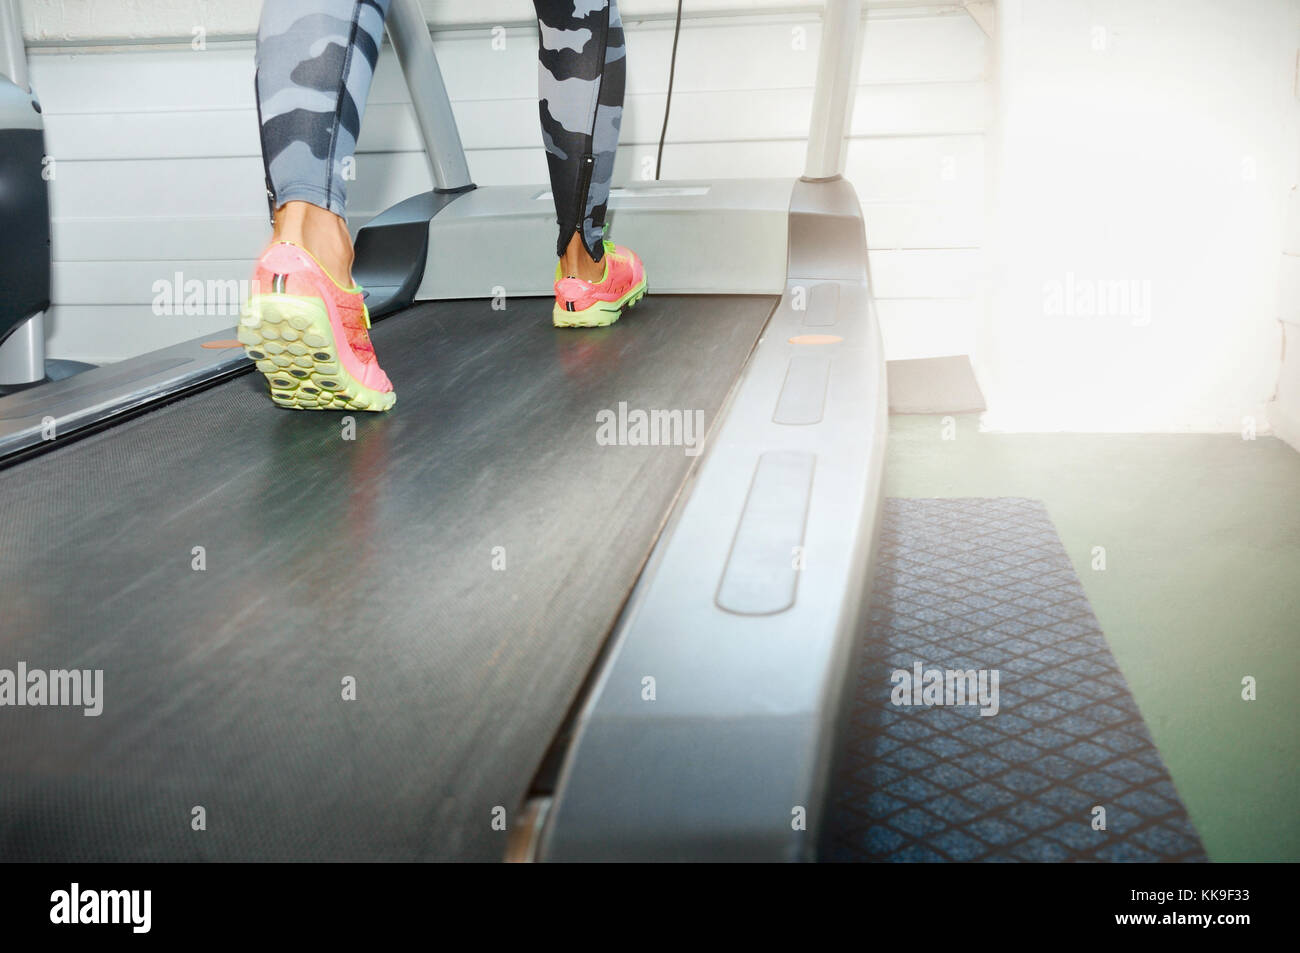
655;0;684;180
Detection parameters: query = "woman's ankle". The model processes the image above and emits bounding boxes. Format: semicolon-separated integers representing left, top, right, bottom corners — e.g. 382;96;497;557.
271;201;356;286
560;231;605;283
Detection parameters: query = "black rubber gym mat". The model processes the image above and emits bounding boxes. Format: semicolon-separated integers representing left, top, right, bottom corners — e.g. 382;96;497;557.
825;497;1206;862
0;294;774;861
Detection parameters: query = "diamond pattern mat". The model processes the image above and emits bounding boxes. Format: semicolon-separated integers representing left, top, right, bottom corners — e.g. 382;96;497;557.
825;498;1206;862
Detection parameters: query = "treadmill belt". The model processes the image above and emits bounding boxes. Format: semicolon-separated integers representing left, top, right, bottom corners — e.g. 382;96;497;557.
0;294;775;861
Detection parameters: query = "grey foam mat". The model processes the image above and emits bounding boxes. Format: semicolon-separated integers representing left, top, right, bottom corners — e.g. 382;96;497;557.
0;293;775;861
826;497;1206;862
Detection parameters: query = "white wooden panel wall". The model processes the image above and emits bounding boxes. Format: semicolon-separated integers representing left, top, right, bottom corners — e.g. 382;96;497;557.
1270;179;1300;450
21;0;956;38
25;4;987;363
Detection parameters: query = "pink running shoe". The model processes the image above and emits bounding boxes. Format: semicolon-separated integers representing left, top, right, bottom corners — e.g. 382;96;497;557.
238;241;395;411
552;240;648;328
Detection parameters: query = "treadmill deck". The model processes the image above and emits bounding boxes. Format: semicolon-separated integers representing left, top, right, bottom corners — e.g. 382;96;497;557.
0;294;775;861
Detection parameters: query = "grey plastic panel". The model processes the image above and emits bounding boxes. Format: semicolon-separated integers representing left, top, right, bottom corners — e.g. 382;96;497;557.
788;180;870;280
419;179;793;298
802;282;840;327
538;176;888;861
715;451;816;616
773;355;831;425
351;188;471;317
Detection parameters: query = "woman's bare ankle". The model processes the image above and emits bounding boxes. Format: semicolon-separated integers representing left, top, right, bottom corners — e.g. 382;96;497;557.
271;201;356;286
560;231;605;283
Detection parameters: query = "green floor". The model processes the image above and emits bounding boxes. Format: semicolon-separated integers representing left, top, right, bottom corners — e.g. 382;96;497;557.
885;415;1300;862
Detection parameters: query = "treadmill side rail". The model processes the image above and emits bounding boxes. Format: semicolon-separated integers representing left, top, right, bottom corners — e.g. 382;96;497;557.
537;177;888;861
0;334;250;466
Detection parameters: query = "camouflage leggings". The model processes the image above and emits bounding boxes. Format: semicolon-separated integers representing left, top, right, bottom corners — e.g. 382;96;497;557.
256;0;625;262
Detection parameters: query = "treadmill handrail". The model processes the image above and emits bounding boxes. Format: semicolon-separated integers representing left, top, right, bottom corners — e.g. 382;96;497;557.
384;0;474;192
0;0;27;91
804;0;863;181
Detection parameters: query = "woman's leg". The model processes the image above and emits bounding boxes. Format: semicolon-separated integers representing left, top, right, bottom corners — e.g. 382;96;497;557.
255;0;391;284
242;0;395;411
533;0;627;281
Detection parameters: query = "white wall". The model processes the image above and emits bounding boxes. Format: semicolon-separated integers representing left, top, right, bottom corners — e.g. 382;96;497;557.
22;1;989;366
1270;68;1300;450
20;0;959;37
981;0;1300;433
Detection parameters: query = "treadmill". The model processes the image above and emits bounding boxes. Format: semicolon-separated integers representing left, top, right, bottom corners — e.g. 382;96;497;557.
0;0;885;862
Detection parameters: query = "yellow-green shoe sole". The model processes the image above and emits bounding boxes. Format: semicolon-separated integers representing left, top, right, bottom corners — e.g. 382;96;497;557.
238;295;396;412
553;277;648;328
